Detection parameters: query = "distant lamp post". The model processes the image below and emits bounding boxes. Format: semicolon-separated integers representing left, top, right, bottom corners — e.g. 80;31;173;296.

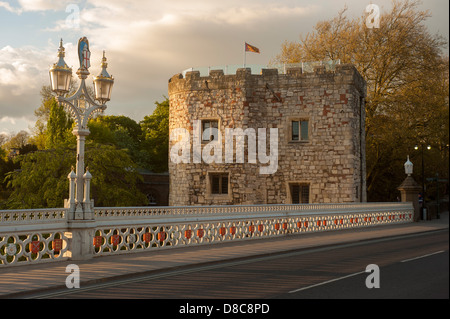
49;37;114;220
414;143;431;220
398;156;421;221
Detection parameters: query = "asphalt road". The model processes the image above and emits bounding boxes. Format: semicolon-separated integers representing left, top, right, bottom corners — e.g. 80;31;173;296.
35;229;448;300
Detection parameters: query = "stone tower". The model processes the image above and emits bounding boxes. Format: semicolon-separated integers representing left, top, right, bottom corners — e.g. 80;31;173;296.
168;64;367;206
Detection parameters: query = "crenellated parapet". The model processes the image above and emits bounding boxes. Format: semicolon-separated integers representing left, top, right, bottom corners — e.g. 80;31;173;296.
169;64;366;97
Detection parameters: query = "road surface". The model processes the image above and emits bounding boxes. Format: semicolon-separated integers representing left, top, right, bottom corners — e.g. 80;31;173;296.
30;229;448;300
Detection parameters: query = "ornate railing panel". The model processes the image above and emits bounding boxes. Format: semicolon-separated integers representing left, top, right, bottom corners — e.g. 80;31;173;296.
0;230;70;267
92;203;413;257
1;203;414;266
0;208;70;267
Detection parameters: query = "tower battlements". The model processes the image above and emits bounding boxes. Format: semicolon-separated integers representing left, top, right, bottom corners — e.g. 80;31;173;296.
169;64;366;97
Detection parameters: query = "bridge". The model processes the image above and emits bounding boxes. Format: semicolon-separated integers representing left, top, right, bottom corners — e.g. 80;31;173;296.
1;202;414;267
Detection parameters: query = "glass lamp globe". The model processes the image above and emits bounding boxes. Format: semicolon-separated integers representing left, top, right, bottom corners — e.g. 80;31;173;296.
49;39;72;96
93;51;114;104
404;155;413;176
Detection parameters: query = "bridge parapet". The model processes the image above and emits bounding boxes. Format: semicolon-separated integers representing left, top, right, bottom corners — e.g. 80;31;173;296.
1;202;413;267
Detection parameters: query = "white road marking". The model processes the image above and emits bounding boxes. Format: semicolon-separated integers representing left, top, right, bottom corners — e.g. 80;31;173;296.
288;271;366;294
401;250;445;263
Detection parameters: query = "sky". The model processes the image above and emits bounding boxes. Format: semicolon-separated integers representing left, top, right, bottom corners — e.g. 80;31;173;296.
0;0;448;136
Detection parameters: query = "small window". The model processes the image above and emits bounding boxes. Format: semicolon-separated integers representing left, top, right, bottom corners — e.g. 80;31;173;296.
210;173;229;195
290;183;309;204
202;120;219;142
147;193;157;205
291;120;309;141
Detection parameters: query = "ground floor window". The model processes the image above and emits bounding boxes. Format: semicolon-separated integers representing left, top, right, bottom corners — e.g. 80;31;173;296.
210;173;229;195
146;193;157;205
290;183;310;204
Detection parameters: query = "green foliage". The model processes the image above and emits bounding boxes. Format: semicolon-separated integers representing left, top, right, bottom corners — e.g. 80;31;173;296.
85;143;148;207
87;115;145;168
4;142;148;209
4;146;74;209
45;98;74;148
140;98;169;172
0;156;15;209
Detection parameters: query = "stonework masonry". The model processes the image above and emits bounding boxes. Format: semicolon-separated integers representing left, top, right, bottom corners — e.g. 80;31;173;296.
168;64;367;206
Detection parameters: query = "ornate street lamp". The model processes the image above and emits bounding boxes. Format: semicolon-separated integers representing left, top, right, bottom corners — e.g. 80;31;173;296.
49;37;114;220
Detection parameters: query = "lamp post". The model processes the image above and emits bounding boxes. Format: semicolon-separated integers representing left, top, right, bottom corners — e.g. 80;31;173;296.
414;143;431;220
398;156;421;221
49;37;114;220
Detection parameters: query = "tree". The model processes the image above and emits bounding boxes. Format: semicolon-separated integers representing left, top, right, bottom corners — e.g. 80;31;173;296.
4;142;148;209
85;143;148;207
1;130;30;151
140;98;169;172
0;155;15;209
273;0;449;201
46;97;74;148
31;78;91;149
4;146;74;209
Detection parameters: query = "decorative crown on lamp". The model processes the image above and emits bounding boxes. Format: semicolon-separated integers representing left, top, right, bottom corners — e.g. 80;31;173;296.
49;39;72;96
93;51;114;104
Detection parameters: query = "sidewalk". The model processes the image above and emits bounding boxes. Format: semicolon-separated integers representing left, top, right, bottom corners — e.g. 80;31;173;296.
1;211;448;298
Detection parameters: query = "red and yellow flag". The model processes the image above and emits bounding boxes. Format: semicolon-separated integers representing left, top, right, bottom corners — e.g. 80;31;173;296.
245;42;260;53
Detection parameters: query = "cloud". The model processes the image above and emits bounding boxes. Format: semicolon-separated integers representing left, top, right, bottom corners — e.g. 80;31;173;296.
0;0;77;14
0;116;35;135
1;0;322;130
1;0;447;138
0;44;56;126
0;1;23;14
17;0;76;12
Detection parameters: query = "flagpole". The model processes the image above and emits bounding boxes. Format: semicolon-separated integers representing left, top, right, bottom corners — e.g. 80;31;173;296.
243;42;246;68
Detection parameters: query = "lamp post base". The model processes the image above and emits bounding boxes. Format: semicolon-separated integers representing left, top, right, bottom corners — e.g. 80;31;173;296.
65;219;96;260
398;176;421;222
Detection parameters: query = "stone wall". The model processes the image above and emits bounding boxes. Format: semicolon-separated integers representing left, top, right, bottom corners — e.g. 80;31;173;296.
168;64;367;206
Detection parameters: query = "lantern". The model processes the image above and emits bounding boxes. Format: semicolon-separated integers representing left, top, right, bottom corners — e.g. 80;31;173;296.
49;39;72;96
93;51;114;104
404;155;413;176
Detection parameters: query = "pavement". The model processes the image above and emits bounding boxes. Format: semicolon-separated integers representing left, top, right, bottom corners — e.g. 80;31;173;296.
0;211;448;299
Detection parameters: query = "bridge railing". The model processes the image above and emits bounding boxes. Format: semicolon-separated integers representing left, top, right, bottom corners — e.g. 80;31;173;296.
0;202;413;267
0;208;70;267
